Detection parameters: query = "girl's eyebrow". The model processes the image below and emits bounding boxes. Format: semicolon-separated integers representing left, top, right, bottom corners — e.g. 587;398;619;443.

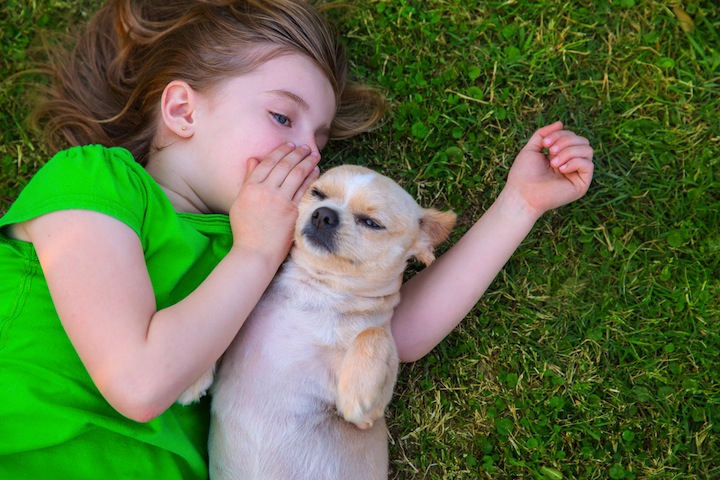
265;89;309;110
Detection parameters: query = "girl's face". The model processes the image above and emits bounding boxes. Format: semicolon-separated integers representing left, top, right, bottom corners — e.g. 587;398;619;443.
158;53;337;214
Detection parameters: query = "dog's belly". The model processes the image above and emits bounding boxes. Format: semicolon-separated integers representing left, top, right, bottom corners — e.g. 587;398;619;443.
209;288;389;480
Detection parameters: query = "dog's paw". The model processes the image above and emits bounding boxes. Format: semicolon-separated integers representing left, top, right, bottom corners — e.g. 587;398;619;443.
338;392;381;429
337;327;399;429
177;365;215;405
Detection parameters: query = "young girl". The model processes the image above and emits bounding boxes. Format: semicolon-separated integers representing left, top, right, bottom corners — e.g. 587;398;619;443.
0;0;593;478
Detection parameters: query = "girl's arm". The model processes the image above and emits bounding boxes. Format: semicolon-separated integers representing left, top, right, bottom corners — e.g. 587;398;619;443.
19;145;320;423
392;122;594;362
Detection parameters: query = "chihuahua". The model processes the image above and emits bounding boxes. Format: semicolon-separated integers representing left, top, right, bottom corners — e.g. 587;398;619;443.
181;165;455;479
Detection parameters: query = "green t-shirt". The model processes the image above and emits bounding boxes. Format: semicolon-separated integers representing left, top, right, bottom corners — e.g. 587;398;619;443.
0;145;233;479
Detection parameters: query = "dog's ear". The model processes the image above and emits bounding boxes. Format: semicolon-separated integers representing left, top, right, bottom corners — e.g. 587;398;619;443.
412;209;457;266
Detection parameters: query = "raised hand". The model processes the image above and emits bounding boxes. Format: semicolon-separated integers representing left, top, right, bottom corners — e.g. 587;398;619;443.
506;121;594;218
229;143;321;265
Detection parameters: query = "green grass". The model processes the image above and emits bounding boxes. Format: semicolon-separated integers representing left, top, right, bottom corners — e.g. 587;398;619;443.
2;0;719;478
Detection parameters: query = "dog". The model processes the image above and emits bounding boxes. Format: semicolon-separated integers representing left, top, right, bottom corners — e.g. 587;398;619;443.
181;165;455;479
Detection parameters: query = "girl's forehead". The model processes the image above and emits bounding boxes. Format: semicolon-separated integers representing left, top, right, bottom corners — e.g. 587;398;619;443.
201;53;337;127
221;54;335;100
257;53;334;86
261;55;337;111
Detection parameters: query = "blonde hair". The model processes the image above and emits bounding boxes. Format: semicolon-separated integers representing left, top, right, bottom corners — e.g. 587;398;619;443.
31;0;386;165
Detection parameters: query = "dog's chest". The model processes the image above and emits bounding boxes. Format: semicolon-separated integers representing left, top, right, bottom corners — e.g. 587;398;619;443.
250;273;393;347
223;273;392;398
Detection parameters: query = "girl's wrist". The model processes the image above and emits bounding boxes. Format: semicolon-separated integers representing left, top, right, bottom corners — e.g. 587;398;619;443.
226;242;286;274
494;184;545;226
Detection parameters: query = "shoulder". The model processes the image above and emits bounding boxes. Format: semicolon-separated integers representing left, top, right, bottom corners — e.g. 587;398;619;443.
1;145;168;235
42;145;149;185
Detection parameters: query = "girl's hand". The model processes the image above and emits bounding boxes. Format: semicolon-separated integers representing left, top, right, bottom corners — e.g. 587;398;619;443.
229;143;320;266
505;121;594;218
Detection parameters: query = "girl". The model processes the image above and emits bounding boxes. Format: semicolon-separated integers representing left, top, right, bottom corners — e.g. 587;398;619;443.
0;0;594;478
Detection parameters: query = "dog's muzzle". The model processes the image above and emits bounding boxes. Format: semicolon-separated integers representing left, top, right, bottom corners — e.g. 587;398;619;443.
302;206;339;252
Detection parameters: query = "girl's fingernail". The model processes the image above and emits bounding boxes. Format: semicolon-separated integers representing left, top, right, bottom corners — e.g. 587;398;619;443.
287;142;296;148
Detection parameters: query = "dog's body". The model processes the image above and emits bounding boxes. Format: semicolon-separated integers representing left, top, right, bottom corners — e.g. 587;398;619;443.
182;165;455;479
209;258;396;479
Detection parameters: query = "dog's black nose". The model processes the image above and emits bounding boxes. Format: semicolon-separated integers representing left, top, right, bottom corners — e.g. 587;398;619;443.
311;207;339;229
303;207;340;252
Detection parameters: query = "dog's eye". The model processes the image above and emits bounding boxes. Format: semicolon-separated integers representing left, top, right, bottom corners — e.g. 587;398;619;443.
356;215;385;230
311;188;327;200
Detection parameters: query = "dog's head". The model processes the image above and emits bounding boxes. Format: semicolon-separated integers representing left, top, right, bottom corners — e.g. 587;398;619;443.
291;165;456;295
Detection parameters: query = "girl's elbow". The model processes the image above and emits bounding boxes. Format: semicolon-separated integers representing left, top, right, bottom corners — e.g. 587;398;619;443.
398;351;425;364
116;401;166;423
97;377;171;423
396;342;430;363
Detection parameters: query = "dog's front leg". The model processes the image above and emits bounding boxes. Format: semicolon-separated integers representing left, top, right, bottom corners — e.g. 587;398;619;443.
336;326;399;429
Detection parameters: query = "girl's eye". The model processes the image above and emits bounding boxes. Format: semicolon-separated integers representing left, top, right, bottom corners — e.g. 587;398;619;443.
271;112;291;126
356;215;385;230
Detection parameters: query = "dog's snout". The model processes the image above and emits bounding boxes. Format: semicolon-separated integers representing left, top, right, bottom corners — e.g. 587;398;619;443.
303;206;340;253
311;207;339;229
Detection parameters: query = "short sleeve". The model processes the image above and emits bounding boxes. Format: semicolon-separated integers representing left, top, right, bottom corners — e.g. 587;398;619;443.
0;145;157;238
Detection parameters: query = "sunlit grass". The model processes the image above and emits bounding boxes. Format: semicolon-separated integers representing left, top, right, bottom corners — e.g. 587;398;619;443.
2;1;719;478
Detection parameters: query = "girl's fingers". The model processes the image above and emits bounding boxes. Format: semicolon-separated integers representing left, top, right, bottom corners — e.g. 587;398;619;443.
264;145;315;188
275;150;320;198
543;130;590;154
553;156;595;176
246;142;297;182
246;157;261;176
246;143;320;197
523;121;564;153
292;166;321;204
535;121;564;139
549;145;594;169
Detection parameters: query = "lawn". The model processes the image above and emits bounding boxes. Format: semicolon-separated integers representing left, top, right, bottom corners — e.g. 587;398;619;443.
2;0;719;478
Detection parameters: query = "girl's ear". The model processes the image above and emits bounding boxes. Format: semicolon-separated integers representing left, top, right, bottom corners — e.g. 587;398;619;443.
160;80;197;138
412;209;457;266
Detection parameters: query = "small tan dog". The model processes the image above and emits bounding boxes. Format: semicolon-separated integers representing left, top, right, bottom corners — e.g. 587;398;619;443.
183;165;455;479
